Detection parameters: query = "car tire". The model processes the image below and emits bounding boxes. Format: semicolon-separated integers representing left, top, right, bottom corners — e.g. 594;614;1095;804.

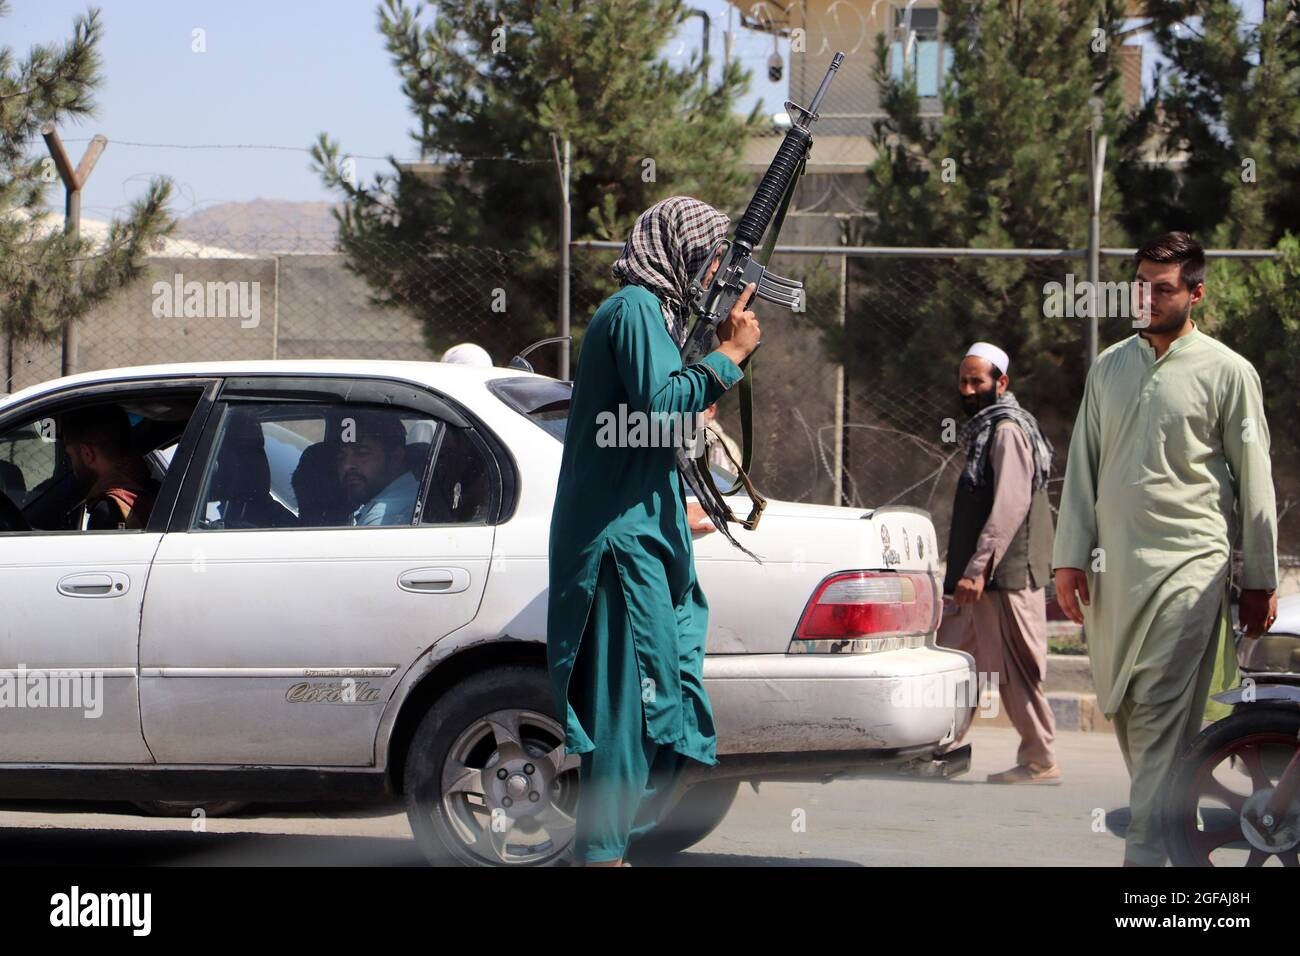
626;779;739;861
404;664;580;867
132;800;248;818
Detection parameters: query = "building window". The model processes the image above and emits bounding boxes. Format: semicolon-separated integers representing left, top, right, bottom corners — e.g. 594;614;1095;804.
890;7;952;100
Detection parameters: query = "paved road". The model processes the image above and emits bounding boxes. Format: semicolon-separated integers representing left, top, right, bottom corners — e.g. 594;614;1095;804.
693;725;1131;866
0;725;1135;866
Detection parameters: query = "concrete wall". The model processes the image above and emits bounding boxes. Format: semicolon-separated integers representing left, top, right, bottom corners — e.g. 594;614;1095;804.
6;254;433;394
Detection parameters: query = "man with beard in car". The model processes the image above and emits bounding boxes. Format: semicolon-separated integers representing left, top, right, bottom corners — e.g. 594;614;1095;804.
60;404;160;531
340;411;419;526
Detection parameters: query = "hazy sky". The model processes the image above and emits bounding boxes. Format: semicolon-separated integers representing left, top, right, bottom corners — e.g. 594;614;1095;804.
7;0;783;219
6;1;1265;220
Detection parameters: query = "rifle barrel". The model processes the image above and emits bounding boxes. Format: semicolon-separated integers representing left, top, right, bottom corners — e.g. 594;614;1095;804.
803;51;844;123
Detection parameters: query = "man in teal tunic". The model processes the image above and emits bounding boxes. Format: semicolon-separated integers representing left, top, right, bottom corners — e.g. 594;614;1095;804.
1054;232;1279;866
547;196;761;866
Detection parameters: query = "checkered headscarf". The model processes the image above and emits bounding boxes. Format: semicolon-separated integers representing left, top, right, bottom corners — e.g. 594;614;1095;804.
611;196;730;346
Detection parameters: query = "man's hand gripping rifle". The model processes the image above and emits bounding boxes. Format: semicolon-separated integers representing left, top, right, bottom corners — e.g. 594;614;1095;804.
678;52;844;544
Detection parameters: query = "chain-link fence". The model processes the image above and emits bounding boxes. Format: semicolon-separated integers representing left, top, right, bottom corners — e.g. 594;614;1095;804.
834;248;1297;575
1;235;549;393
3;234;1295;579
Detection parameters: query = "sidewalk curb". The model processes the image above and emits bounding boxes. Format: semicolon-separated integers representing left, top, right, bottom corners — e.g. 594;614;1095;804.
976;690;1114;734
1043;653;1094;694
964;653;1113;733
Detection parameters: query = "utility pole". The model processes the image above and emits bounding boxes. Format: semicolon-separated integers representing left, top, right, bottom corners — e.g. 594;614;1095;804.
550;133;571;380
686;8;711;87
42;124;107;377
834;254;847;506
723;4;733;68
1085;98;1106;367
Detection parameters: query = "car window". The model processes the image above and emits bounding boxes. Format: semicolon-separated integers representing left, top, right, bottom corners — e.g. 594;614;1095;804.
0;419;58;508
191;402;441;530
488;377;570;442
420;423;496;525
0;392;201;534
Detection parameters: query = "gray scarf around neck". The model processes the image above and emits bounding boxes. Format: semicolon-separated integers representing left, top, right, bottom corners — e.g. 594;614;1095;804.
957;391;1053;491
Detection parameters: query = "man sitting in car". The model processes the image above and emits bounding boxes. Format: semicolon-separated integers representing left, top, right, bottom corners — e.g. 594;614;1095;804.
60;404;160;531
339;411;418;526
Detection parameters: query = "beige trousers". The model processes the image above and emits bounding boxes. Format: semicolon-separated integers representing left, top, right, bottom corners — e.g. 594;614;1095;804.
938;587;1056;768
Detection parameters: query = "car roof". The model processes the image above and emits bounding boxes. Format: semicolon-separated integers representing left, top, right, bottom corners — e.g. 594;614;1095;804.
0;360;554;411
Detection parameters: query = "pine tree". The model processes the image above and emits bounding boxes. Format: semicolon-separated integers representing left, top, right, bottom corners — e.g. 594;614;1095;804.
829;0;1131;437
0;3;173;355
1117;0;1300;247
1119;2;1300;469
313;0;761;369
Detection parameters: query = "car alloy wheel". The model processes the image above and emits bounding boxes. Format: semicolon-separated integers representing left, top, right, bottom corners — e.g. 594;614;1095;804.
436;707;580;866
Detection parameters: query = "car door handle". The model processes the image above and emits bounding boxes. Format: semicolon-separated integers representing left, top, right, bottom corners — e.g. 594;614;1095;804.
398;567;470;594
57;572;130;598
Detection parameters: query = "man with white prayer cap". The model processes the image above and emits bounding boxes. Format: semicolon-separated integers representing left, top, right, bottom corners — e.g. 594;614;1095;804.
938;340;1060;784
440;342;493;367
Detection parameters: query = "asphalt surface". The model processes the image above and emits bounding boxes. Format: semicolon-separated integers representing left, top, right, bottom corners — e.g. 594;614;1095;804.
0;725;1135;866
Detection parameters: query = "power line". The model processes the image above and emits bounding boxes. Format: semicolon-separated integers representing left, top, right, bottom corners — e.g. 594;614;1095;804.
54;138;551;163
58;137;359;154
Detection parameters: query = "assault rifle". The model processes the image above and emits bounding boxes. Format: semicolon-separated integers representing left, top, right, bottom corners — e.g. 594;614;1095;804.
678;52;844;554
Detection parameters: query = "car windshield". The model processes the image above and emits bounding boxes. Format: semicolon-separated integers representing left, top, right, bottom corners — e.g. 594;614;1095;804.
488;377;570;442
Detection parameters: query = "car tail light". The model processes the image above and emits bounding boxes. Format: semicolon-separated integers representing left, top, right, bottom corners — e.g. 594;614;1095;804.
794;571;939;641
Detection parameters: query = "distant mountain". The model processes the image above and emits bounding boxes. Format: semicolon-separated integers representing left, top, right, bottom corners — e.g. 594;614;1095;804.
174;200;340;254
13;207;254;258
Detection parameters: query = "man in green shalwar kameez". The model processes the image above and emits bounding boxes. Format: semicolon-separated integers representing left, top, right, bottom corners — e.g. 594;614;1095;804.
1054;232;1279;866
546;197;762;866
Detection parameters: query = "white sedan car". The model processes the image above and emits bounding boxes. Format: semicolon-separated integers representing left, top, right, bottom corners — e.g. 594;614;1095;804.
0;360;975;866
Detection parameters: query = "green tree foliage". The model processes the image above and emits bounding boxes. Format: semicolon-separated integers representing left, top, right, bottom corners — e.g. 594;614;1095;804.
313;0;762;370
0;3;173;351
1119;1;1300;470
1203;235;1300;437
1117;0;1300;246
829;0;1132;438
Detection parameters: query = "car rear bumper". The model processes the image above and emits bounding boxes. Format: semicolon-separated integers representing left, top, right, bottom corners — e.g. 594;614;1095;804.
704;645;978;759
682;742;973;787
